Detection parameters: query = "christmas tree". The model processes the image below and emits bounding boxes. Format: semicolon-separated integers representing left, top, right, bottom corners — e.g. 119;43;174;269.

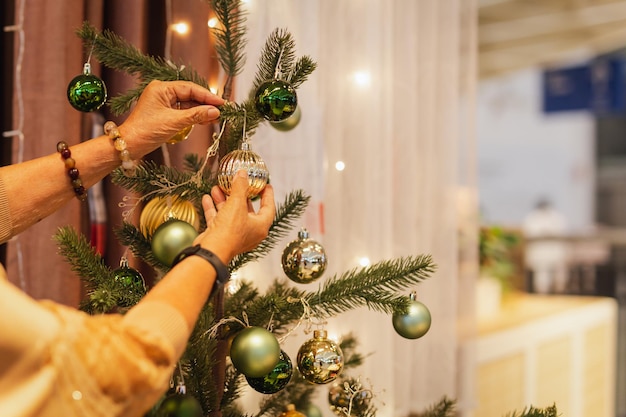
54;1;558;416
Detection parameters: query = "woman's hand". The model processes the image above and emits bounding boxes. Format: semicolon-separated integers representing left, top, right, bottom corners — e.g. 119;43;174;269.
195;170;276;263
118;80;225;158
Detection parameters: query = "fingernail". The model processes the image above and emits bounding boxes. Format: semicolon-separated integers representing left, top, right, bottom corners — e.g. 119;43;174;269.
236;169;248;178
207;108;220;119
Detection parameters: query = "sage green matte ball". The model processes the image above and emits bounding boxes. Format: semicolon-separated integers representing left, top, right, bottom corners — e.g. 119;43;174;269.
230;327;280;378
151;219;198;266
392;299;432;339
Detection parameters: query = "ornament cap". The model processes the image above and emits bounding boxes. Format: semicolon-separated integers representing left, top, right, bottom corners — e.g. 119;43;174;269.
297;227;309;239
286;404;296;411
83;62;92;75
313;329;327;339
409;291;417;301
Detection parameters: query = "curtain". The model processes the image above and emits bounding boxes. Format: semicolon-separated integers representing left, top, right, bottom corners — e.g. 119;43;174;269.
7;0;478;415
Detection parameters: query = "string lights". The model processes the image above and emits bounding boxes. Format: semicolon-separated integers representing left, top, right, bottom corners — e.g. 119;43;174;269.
2;0;26;289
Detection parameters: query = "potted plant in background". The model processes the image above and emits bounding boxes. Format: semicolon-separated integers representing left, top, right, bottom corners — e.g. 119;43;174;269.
476;225;521;318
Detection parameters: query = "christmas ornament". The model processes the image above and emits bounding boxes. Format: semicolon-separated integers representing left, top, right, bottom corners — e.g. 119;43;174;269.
302;404;323;417
168;125;194;144
155;393;203;417
67;62;107;112
296;329;344;384
392;292;431;339
281;228;327;284
113;258;146;301
151;219;199;267
328;378;372;416
254;79;297;122
278;404;306;417
270;106;301;132
217;141;269;198
229;326;281;378
245;349;293;394
139;195;199;237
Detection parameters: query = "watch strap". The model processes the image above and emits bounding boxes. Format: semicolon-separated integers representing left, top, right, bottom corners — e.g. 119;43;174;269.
171;245;230;287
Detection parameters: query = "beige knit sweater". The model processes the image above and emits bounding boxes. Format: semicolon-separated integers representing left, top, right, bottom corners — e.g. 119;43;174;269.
0;177;190;417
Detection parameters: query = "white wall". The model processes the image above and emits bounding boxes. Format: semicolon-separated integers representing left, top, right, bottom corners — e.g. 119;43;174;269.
477;67;596;233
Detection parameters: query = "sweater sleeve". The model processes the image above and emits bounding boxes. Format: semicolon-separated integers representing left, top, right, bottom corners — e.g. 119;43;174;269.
66;302;190;413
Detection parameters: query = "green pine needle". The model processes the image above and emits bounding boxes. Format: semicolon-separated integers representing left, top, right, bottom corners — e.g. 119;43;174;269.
307;255;436;317
110;161;213;201
503;404;559;417
210;0;248;78
76;21;209;115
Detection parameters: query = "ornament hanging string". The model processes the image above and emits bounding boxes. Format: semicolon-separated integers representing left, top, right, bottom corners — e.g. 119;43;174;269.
198;311;248;342
277;296;327;344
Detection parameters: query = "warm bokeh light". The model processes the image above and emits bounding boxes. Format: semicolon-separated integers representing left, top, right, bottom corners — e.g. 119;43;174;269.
209;86;218;94
335;161;345;171
358;257;371;267
172;22;190;35
207;17;218;28
352;71;371;87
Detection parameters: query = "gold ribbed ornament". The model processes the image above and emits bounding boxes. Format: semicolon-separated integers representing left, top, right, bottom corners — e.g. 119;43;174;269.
139;196;199;237
217;141;269;198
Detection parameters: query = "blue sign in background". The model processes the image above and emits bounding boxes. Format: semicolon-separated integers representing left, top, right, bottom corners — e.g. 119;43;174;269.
543;59;624;114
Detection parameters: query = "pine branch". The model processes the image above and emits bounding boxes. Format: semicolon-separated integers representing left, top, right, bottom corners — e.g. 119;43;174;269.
54;226;145;313
76;21;209;115
410;397;456;417
251;28;297;91
115;222;167;272
503;405;559;417
307;255;436;317
229;190;310;272
287;55;317;89
110;161;214;201
209;0;248;99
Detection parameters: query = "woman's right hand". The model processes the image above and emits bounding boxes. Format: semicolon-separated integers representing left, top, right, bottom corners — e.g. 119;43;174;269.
195;170;275;264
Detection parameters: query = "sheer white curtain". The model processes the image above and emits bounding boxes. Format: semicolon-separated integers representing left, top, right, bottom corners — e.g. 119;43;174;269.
235;1;478;416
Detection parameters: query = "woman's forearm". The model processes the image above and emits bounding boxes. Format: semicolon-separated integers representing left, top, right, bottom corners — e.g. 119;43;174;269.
1;135;120;237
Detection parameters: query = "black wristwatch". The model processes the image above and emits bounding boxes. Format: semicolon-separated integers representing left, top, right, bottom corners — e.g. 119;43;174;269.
171;245;230;288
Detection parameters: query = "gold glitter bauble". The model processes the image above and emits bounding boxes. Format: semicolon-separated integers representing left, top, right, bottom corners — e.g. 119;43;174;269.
139;196;199;237
217;142;269;198
296;329;344;384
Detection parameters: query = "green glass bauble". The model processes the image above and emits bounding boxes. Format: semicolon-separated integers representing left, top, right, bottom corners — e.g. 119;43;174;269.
229;326;280;378
151;219;199;267
270;106;301;132
281;228;327;284
254;79;297;122
67;63;107;112
296;329;343;384
245;349;293;394
392;292;432;339
155;393;203;417
113;262;146;292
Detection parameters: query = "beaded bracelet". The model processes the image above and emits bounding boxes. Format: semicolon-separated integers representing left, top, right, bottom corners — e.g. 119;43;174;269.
103;120;136;176
56;141;88;201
